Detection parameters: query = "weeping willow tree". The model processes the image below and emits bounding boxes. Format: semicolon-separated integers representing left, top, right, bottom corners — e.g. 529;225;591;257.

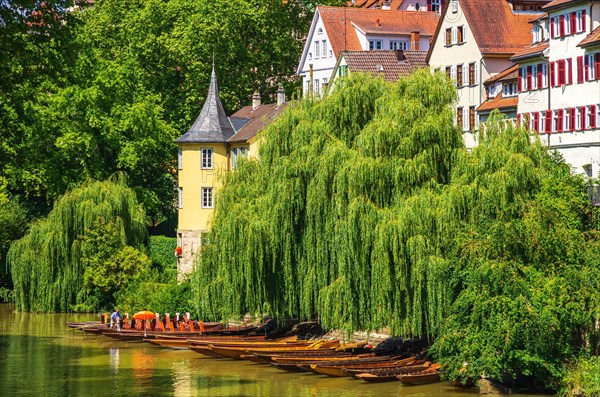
192;70;463;336
8;174;148;312
191;71;600;386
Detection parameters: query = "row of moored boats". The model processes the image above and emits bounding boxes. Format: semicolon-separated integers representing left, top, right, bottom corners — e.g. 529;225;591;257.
68;318;441;385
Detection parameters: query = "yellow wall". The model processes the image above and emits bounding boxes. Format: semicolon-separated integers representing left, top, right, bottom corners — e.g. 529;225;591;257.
177;143;228;231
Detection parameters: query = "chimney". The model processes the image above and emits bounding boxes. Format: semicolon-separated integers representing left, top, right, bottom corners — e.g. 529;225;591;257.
276;84;286;107
410;31;420;51
252;91;261;110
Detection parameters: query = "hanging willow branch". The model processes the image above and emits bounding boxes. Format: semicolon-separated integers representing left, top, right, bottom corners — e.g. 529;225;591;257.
191;71;464;337
8;173;148;312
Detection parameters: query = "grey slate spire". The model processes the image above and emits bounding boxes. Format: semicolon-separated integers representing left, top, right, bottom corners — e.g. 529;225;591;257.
176;67;235;143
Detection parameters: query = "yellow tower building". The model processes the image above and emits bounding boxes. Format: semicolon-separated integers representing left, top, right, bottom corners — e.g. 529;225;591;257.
175;68;287;277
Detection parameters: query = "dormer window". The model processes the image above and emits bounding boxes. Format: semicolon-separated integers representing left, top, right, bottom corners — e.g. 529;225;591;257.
317;28;323;35
533;25;543;43
369;40;383;50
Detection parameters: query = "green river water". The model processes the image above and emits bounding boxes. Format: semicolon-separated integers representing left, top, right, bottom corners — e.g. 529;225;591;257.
0;304;548;396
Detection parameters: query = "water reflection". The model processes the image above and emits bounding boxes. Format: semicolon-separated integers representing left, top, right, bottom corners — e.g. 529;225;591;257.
109;348;119;375
0;304;545;397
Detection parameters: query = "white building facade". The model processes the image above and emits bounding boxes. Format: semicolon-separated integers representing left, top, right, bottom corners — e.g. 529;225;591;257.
427;0;546;147
514;0;600;176
297;6;439;97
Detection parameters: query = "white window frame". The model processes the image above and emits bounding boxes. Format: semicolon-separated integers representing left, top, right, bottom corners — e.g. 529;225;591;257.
231;146;249;169
542;63;548;88
452;27;458;44
432;0;442;12
178;187;183;209
177;148;183;170
314;41;320;59
461;64;468;87
201;148;213;169
451;0;458;13
321;40;327;58
539;111;545;132
314;79;320;95
576;10;583;33
587;54;596;80
529;112;535;130
552;110;558;132
463;107;468;131
369;40;383;50
575;107;582;130
552;16;560;37
565;108;571;131
586;105;592;128
531;65;538;89
564;13;571;35
451;65;457;85
201;187;213;209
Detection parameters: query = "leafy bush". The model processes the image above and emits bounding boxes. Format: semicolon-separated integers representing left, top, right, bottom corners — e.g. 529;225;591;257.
561;356;600;396
149;235;177;276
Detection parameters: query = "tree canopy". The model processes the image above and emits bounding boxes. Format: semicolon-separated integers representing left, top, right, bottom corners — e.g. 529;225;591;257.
191;71;600;387
0;0;336;225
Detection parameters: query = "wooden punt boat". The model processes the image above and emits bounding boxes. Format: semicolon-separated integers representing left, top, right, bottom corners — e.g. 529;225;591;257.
271;353;376;364
67;321;104;329
248;350;352;364
309;357;421;377
397;365;441;385
353;363;432;383
270;362;312;372
190;345;230;358
207;341;340;359
272;356;401;374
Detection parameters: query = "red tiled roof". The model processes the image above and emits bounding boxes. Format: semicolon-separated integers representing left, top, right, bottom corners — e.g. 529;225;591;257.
510;41;549;61
341;50;427;81
459;0;542;54
228;103;288;143
542;0;587;11
348;0;406;9
477;93;519;112
318;6;439;58
578;25;600;48
484;64;518;84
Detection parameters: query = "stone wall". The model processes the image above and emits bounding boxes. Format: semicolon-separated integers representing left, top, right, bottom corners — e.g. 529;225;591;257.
176;229;203;280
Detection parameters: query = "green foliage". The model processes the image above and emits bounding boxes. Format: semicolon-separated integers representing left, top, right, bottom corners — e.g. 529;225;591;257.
561;356;600;397
0;196;29;292
149;235;177;275
78;219;150;311
117;279;192;316
431;116;600;387
192;71;462;336
191;75;600;389
8;174;148;312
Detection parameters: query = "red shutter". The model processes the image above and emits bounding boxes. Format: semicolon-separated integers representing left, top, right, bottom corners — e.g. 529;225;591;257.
571;12;577;33
567;58;573;84
551;18;556;38
426;0;432;11
534;112;540;133
584;56;590;81
582;10;586;33
581;106;587;130
558;60;565;85
550;61;556;86
527;66;532;90
570;107;576;131
595;53;600;80
545;110;553;133
577;56;584;83
592;105;598;129
537;63;543;87
557;109;564;132
518;69;523;91
560;14;565;37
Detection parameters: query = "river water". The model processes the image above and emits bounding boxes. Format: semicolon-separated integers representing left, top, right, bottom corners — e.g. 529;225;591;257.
0;304;545;397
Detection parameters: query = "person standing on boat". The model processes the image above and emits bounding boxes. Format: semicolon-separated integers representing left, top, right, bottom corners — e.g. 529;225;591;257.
110;309;122;330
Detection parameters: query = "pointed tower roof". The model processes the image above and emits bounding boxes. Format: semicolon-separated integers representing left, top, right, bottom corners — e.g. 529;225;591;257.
176;67;235;144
